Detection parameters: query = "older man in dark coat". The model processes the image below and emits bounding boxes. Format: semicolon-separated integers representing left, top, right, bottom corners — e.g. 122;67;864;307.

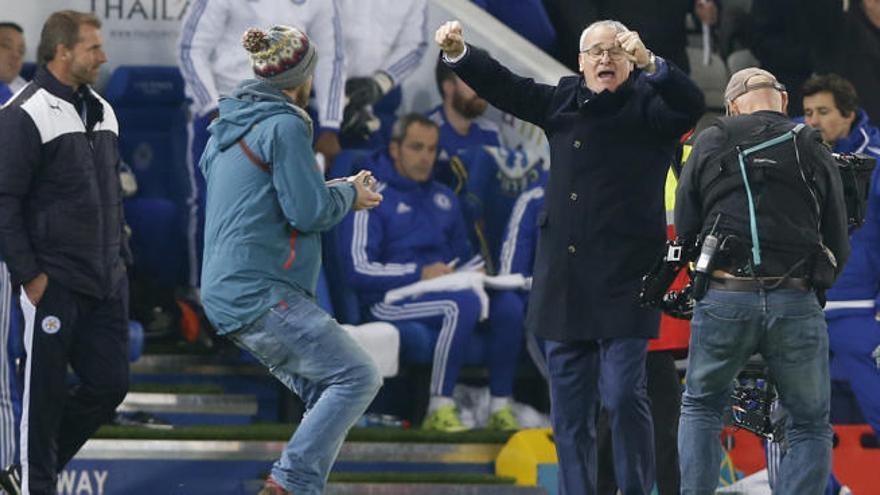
436;19;704;495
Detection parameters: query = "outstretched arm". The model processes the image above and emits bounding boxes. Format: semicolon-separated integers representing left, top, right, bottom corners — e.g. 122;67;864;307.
435;20;556;129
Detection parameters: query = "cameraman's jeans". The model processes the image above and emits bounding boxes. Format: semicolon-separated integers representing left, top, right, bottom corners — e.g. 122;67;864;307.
229;293;382;495
679;288;831;495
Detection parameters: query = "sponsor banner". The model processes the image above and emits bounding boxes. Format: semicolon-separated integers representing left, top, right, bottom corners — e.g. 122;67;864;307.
0;0;188;74
64;459;267;495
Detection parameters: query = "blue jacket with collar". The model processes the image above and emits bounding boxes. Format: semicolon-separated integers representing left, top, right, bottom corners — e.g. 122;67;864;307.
340;151;473;307
815;109;880;313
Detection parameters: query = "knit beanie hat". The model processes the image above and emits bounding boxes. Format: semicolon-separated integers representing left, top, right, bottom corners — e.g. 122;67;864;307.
241;25;317;90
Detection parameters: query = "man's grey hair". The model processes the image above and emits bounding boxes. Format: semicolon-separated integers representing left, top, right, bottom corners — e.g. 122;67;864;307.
578;20;630;51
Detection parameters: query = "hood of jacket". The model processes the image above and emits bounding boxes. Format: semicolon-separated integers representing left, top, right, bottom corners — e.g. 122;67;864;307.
207;79;313;150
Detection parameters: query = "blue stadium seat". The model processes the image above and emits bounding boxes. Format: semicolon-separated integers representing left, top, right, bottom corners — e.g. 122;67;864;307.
323;149;372;324
124;197;182;289
323;149;490;366
104;66;188;201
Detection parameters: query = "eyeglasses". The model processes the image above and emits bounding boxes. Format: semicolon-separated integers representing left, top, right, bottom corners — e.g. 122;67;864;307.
579;45;627;61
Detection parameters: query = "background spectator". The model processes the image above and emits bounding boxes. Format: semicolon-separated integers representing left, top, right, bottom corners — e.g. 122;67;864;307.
0;22;26;100
749;0;813;116
801;72;880;442
428;58;501;188
807;0;880;125
341;114;525;433
0;19;26;482
339;0;429;147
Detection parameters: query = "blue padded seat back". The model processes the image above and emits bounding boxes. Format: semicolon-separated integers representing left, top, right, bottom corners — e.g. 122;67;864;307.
104;66;188;200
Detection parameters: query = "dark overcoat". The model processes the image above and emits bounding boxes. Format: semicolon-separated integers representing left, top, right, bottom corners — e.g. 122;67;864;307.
449;45;705;341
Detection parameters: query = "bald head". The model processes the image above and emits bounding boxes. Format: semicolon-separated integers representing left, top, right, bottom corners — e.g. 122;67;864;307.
726;72;788;116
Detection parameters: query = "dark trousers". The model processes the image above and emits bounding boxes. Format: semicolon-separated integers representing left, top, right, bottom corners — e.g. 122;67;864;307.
19;281;129;494
598;350;682;495
546;338;655;495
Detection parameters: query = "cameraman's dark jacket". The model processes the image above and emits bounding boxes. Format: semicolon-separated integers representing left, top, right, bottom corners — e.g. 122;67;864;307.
0;67;128;299
675;111;849;281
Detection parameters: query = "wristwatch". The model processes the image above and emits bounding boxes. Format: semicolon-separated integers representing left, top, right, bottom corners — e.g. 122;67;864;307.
642;50;657;74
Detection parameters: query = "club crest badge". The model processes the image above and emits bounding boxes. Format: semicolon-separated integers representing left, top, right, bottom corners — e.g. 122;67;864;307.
41;316;61;335
434;193;452;211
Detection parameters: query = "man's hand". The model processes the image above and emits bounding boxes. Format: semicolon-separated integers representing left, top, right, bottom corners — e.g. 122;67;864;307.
421;261;453;280
24;273;48;306
435;21;466;59
617;31;653;71
694;0;719;26
350;170;383;210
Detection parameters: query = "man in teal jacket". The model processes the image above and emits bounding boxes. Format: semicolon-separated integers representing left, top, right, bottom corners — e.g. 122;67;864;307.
199;25;383;495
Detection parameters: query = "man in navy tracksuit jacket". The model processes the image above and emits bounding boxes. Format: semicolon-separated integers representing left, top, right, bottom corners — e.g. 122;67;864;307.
340;114;525;432
0;12;129;494
800;74;880;439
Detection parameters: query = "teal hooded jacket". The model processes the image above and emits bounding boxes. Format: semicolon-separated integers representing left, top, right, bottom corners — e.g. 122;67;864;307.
199;79;355;334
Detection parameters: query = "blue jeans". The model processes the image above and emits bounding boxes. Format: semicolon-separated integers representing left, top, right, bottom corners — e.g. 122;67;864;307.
679;288;832;495
229;292;382;494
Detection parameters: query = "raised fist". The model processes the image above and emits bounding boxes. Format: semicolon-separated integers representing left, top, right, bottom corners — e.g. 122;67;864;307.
435;20;465;59
616;31;653;71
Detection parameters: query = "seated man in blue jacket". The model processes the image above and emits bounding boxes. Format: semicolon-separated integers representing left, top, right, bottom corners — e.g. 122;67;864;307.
804;71;880;447
802;73;880;439
340;113;525;432
758;72;880;495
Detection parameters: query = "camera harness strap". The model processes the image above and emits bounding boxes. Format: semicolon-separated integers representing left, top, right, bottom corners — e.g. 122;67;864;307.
735;123;808;268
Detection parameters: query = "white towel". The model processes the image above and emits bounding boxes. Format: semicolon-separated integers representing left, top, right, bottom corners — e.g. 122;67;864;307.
384;272;491;320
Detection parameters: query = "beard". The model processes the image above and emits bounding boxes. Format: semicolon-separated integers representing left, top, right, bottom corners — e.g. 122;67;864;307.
452;91;488;119
71;62;99;86
294;89;309;108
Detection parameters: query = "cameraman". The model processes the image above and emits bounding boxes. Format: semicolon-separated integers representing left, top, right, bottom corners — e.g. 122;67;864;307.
675;68;849;495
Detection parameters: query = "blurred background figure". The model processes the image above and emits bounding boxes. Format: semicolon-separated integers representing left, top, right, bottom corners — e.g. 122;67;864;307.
0;20;26;484
338;0;429;148
0;21;26;101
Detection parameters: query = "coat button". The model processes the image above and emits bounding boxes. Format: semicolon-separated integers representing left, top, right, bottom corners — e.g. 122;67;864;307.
569;192;578;201
567;244;576;254
573;140;582;149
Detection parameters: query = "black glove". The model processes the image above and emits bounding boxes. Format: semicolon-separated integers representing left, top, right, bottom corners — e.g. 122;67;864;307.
341;106;381;143
345;76;384;110
342;74;390;143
